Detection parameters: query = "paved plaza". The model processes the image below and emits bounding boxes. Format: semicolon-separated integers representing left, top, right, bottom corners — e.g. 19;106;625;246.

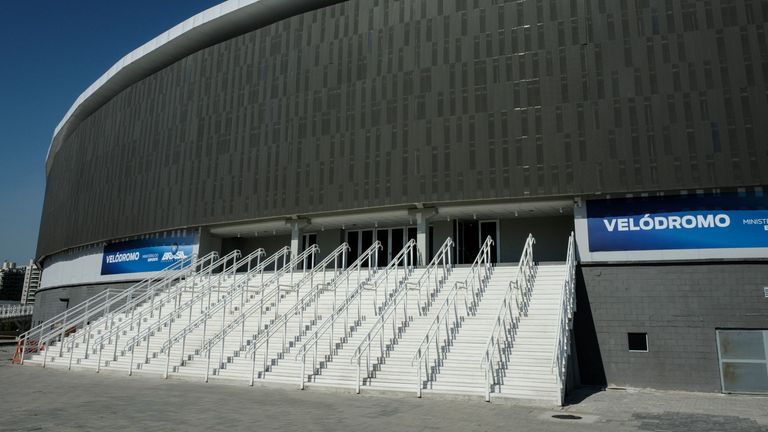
0;345;765;432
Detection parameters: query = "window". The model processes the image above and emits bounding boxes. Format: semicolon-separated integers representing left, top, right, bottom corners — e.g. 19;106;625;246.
628;333;649;352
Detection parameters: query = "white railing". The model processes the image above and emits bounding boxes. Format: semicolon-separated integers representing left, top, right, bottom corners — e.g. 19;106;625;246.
551;232;576;405
480;234;535;402
158;247;291;378
411;236;494;397
293;241;383;389
351;238;452;393
18;252;217;366
89;250;242;372
0;304;34;319
120;249;265;375
199;245;319;382
242;243;349;385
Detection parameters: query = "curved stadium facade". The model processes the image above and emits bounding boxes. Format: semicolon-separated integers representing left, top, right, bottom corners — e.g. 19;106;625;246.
34;0;768;396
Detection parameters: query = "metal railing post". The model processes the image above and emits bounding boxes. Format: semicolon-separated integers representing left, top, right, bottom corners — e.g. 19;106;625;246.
57;309;69;358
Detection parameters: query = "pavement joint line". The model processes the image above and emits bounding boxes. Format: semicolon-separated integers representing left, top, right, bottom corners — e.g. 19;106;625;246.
2;346;767;432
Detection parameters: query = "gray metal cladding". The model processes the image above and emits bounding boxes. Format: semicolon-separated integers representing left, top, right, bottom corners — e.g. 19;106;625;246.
38;0;768;259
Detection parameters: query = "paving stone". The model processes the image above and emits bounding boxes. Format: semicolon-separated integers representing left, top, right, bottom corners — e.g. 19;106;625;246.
1;345;766;432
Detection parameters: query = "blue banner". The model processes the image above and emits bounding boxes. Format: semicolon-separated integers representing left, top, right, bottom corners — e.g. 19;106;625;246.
101;236;196;275
587;194;768;252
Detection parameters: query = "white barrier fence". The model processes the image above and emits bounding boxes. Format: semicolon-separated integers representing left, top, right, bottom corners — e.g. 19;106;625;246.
0;304;34;320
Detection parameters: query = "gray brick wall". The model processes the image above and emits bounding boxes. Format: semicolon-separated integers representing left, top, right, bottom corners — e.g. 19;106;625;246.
581;263;768;392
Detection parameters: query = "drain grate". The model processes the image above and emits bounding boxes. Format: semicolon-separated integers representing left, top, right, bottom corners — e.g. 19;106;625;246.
552;414;583;420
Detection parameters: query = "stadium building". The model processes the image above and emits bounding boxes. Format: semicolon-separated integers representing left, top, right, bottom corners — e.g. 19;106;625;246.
30;0;768;400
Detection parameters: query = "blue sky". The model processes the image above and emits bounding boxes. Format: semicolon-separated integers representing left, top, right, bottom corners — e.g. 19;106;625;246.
0;0;221;264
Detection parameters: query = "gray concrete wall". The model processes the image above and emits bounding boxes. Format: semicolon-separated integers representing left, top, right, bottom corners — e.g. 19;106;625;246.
500;216;573;263
198;228;222;258
580;263;768;392
222;236;291;258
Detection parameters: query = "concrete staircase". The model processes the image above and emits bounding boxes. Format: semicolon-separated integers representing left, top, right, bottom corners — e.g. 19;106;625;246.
425;263;567;403
306;268;425;389
26;274;240;371
23;238;576;405
182;270;342;383
494;263;567;402
361;267;472;392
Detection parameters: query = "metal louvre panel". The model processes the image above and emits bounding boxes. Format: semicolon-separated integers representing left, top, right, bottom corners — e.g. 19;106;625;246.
38;0;768;259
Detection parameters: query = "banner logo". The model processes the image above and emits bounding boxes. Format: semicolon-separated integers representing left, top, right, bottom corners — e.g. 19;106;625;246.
587;194;768;252
101;236;196;275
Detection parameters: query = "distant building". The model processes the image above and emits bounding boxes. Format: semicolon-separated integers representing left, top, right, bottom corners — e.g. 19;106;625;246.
0;261;25;302
21;260;41;305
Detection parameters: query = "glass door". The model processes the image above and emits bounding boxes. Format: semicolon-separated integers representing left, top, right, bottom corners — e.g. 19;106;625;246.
716;329;768;394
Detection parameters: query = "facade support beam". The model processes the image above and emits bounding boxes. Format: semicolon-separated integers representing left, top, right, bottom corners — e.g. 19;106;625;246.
286;218;310;261
410;207;437;266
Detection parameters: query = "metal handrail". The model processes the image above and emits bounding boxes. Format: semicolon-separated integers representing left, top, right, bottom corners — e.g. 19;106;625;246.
350;238;450;393
243;244;349;357
93;250;240;353
404;238;454;315
97;252;218;325
119;249;266;374
551;232;576;405
197;245;320;382
239;243;350;385
199;246;319;355
26;253;194;348
122;249;260;350
121;249;257;350
157;247;291;378
480;234;535;402
410;236;494;397
77;251;227;372
19;251;216;366
293;241;382;389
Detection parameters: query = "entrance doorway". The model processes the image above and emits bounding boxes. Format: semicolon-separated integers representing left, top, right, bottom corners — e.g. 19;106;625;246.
301;234;317;269
455;220;499;264
716;329;768;394
346;227;417;267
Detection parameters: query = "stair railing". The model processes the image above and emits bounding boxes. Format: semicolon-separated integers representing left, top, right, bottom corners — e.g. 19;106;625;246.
410;236;494;397
551;232;576;405
158;247;291;378
293;241;382;389
199;245;319;382
120;249;265;374
89;250;240;371
351;238;451;393
239;243;349;385
20;251;216;367
479;234;535;402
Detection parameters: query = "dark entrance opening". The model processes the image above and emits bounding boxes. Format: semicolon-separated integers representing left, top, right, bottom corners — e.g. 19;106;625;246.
347;231;359;264
376;229;389;267
479;220;498;263
456;220;479;264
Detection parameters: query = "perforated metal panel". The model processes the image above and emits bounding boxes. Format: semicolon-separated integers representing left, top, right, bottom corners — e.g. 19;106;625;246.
38;0;768;259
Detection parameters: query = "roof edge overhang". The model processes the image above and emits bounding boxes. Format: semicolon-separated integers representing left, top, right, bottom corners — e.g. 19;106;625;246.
46;0;345;175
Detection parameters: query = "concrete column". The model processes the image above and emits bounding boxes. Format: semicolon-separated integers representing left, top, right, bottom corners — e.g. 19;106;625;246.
416;212;429;266
290;222;301;261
